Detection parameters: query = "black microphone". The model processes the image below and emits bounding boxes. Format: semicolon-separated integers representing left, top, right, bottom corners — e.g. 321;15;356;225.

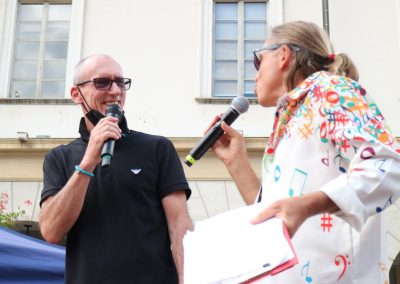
184;96;249;167
101;104;123;168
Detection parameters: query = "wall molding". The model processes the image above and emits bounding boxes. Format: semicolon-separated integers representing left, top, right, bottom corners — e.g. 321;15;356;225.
0;137;267;181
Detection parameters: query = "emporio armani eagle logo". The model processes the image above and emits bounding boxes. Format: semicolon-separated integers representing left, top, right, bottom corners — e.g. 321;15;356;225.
131;169;142;174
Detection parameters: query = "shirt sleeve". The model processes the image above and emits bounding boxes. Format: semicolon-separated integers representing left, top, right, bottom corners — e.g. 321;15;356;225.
40;148;68;207
156;137;191;200
318;82;400;231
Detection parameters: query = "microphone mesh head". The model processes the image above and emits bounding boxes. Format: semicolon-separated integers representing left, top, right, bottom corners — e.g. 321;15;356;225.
231;96;249;114
105;104;123;117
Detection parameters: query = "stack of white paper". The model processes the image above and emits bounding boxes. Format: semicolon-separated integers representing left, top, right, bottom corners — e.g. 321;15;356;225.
184;202;297;284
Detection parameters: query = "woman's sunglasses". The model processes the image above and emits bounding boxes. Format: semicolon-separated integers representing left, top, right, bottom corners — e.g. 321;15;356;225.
253;43;301;71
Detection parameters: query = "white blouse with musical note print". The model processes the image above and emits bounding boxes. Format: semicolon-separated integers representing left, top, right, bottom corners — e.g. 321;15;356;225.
257;71;400;284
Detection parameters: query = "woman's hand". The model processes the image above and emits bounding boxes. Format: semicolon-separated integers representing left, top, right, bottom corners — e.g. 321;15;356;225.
250;192;339;238
206;114;247;166
250;196;309;238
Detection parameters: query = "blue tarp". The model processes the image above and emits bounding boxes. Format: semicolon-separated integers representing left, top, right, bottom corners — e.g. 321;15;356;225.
0;226;65;283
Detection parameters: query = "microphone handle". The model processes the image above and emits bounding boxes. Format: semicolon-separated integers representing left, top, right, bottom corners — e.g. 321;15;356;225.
187;108;240;164
189;125;224;161
101;139;115;167
100;107;121;168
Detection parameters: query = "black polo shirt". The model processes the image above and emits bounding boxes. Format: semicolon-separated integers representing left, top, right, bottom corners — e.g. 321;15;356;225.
41;117;191;284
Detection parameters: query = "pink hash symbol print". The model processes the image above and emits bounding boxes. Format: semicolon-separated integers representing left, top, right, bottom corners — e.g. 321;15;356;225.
321;213;333;232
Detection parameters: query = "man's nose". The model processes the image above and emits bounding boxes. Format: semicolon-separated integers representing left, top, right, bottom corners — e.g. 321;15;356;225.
109;81;122;93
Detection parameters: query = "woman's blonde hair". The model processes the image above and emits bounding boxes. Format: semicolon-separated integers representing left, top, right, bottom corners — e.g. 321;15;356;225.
270;21;359;90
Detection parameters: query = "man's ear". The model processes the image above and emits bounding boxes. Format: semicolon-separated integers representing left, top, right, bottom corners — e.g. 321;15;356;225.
70;86;82;104
278;45;292;71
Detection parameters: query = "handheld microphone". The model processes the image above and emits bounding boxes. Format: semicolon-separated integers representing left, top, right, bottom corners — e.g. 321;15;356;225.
101;104;123;168
184;96;249;167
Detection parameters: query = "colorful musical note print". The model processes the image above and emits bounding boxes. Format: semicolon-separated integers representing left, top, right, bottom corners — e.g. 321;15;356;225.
342;128;355;140
326;109;351;133
337;138;351;153
360;147;375;159
262;154;274;175
301;261;313;283
320;213;333;232
374;159;387;173
299;123;314;139
325;90;339;104
258;71;400;282
274;165;281;182
334;154;347;173
335;255;350;281
288;168;308;197
321;150;329;166
376;196;392;213
319;121;329;143
343;95;365;116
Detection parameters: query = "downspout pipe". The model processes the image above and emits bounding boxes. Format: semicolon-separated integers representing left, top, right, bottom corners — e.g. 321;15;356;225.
322;0;330;37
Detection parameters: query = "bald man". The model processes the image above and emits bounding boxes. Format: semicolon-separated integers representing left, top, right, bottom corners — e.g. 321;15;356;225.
39;54;192;284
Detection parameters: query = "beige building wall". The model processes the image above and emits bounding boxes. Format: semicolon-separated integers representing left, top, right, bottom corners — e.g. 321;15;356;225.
1;0;399;137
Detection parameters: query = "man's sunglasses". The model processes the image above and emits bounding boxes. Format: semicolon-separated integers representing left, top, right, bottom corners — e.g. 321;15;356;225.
253;43;301;71
77;77;132;91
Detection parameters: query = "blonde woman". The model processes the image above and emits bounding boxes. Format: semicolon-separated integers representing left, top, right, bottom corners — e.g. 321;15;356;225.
211;21;400;283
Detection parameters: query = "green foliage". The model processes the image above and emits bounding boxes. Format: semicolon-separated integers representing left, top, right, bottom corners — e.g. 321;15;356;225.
0;193;26;228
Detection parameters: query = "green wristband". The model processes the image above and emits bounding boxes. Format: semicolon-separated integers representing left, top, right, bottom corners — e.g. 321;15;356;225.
75;165;94;177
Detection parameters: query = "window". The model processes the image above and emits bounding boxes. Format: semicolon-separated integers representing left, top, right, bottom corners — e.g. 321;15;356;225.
10;3;71;99
212;1;267;97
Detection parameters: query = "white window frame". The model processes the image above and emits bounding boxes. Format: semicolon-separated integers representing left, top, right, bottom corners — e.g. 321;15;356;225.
199;0;283;99
0;0;85;99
